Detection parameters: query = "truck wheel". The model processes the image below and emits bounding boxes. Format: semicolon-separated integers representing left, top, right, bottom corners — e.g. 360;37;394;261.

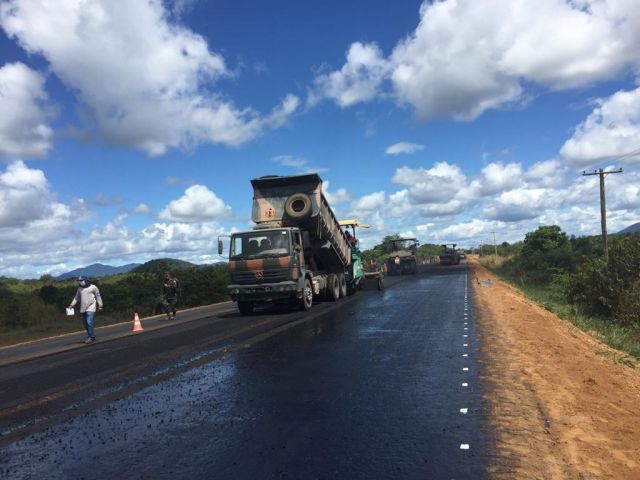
237;301;254;316
284;193;312;219
300;277;313;310
377;277;384;291
326;273;339;301
338;272;347;298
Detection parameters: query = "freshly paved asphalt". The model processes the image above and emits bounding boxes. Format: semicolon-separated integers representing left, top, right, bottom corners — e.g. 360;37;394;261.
0;302;237;367
0;265;489;479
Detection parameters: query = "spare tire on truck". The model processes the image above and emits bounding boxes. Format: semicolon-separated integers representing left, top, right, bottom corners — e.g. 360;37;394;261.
284;193;312;219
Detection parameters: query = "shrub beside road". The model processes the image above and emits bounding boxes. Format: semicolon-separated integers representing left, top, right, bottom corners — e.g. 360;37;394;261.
482;226;640;360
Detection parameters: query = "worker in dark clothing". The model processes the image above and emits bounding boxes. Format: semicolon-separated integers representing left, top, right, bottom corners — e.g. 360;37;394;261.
162;271;180;320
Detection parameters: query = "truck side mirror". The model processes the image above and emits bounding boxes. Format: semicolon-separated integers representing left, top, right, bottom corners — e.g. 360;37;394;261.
217;239;224;256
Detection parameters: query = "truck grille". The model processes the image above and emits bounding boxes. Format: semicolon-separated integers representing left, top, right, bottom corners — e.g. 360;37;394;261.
232;270;289;284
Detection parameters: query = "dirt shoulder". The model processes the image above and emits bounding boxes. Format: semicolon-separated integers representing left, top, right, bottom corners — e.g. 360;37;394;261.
472;262;640;480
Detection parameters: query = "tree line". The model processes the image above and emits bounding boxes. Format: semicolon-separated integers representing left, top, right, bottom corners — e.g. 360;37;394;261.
494;225;640;327
0;264;230;332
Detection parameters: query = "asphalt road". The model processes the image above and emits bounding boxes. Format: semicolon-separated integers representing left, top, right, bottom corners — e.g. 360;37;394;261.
0;265;489;479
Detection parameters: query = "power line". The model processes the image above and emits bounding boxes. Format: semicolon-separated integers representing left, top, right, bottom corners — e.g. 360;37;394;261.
615;147;640;162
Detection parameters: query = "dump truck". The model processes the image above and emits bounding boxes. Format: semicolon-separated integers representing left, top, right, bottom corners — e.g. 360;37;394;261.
385;238;419;275
439;244;460;265
219;174;364;315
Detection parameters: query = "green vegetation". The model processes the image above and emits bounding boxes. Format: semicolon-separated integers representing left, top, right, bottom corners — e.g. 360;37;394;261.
0;261;229;346
131;258;196;274
485;226;640;361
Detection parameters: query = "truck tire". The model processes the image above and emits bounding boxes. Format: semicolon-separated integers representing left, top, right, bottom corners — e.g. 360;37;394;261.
284;193;312;219
300;277;313;310
237;301;254;316
326;273;339;301
338;272;347;298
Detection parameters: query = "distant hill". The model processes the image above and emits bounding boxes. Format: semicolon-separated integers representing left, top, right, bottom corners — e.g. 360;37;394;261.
56;263;141;280
617;222;640;234
131;258;197;274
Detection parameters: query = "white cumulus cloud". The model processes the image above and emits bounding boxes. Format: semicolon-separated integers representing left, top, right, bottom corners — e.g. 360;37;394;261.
473;162;523;196
0;161;86;250
312;0;640;121
309;42;390;108
0;0;299;156
0;62;53;159
352;191;386;212
323;180;351;206
158;185;231;223
560;86;640;168
392;162;467;204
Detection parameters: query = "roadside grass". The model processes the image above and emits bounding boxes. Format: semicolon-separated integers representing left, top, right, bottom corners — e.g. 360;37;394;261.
486;267;640;365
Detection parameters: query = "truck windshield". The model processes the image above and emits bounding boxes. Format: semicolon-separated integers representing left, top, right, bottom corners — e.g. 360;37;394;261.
230;230;290;259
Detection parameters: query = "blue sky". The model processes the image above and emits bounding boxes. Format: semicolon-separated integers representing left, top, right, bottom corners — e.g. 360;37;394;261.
1;0;640;278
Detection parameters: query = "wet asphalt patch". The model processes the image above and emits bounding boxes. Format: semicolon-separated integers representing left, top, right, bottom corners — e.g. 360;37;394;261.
1;266;489;479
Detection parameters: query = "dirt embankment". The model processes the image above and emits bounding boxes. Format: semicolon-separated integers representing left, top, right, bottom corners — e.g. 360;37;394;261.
472;262;640;480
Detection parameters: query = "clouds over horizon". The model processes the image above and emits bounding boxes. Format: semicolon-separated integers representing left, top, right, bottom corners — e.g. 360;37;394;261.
0;0;299;156
340;156;640;248
0;161;236;278
1;155;638;278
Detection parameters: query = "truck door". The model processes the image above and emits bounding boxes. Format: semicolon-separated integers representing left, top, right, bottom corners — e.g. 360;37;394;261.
293;231;304;268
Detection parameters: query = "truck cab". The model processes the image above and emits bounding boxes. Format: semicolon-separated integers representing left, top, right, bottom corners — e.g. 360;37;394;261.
226;227;307;314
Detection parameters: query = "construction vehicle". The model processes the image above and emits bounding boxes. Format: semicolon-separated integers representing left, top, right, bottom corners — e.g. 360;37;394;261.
385;238;419;275
219;174;364;315
439;244;460;265
339;220;384;291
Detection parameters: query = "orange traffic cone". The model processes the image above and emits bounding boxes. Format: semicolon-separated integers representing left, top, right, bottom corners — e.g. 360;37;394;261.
132;312;144;332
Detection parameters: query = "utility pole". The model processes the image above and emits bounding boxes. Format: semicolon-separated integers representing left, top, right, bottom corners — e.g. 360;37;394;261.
582;167;623;262
491;232;498;256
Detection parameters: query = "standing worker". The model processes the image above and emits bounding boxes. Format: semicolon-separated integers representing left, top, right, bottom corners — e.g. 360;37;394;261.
162;271;180;320
68;276;103;344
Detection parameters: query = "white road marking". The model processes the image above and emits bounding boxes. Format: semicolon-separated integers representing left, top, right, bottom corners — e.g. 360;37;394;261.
462;353;468;357
463;327;468;331
463;334;468;338
459;408;468;414
463;343;468;347
460;444;470;450
463;367;469;371
461;382;468;387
